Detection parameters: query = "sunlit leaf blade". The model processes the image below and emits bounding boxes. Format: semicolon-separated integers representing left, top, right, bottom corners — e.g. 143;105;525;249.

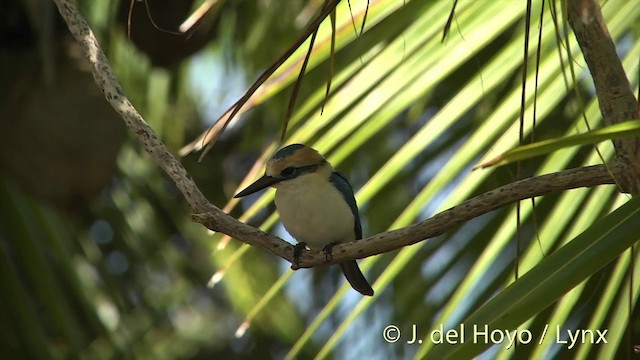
476;120;640;169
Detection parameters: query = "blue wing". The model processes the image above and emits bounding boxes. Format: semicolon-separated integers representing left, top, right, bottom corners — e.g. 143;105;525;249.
329;171;362;240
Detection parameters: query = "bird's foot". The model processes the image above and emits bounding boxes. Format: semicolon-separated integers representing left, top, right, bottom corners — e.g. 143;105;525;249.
322;241;340;262
293;242;308;267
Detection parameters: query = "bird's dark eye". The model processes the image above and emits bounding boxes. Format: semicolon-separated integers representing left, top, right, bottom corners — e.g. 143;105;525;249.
280;167;297;178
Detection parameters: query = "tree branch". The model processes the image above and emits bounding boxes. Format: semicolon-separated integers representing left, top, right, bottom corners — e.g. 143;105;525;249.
197;163;619;268
54;0;621;270
567;0;640;193
53;0;207;212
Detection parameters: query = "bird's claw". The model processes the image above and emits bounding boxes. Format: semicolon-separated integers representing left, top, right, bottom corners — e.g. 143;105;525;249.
293;242;307;267
322;241;339;262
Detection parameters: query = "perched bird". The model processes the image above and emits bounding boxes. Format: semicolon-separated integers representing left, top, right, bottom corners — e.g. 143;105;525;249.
234;144;374;296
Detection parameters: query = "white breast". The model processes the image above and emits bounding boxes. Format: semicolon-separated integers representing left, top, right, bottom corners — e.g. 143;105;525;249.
274;174;355;249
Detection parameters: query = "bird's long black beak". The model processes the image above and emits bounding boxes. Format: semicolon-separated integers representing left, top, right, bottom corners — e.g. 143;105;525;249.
234;175;282;198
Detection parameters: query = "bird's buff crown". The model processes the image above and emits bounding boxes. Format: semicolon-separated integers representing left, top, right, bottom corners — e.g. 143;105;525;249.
266;144;327;177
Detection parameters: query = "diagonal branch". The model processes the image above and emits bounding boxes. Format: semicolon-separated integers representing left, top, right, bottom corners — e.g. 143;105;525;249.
567;0;639;126
53;0;207;212
54;0;621;270
567;0;640;193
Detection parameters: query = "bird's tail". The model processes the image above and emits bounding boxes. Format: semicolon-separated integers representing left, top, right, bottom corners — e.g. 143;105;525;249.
339;261;374;296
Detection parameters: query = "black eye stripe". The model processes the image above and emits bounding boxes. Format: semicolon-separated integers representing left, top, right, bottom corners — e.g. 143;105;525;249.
279;163;323;178
281;167;296;177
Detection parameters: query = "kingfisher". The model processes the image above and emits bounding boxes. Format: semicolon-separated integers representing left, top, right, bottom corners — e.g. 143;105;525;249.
234;144;374;296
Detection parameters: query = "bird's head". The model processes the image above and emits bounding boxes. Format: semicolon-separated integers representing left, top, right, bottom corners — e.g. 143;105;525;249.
234;144;330;198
